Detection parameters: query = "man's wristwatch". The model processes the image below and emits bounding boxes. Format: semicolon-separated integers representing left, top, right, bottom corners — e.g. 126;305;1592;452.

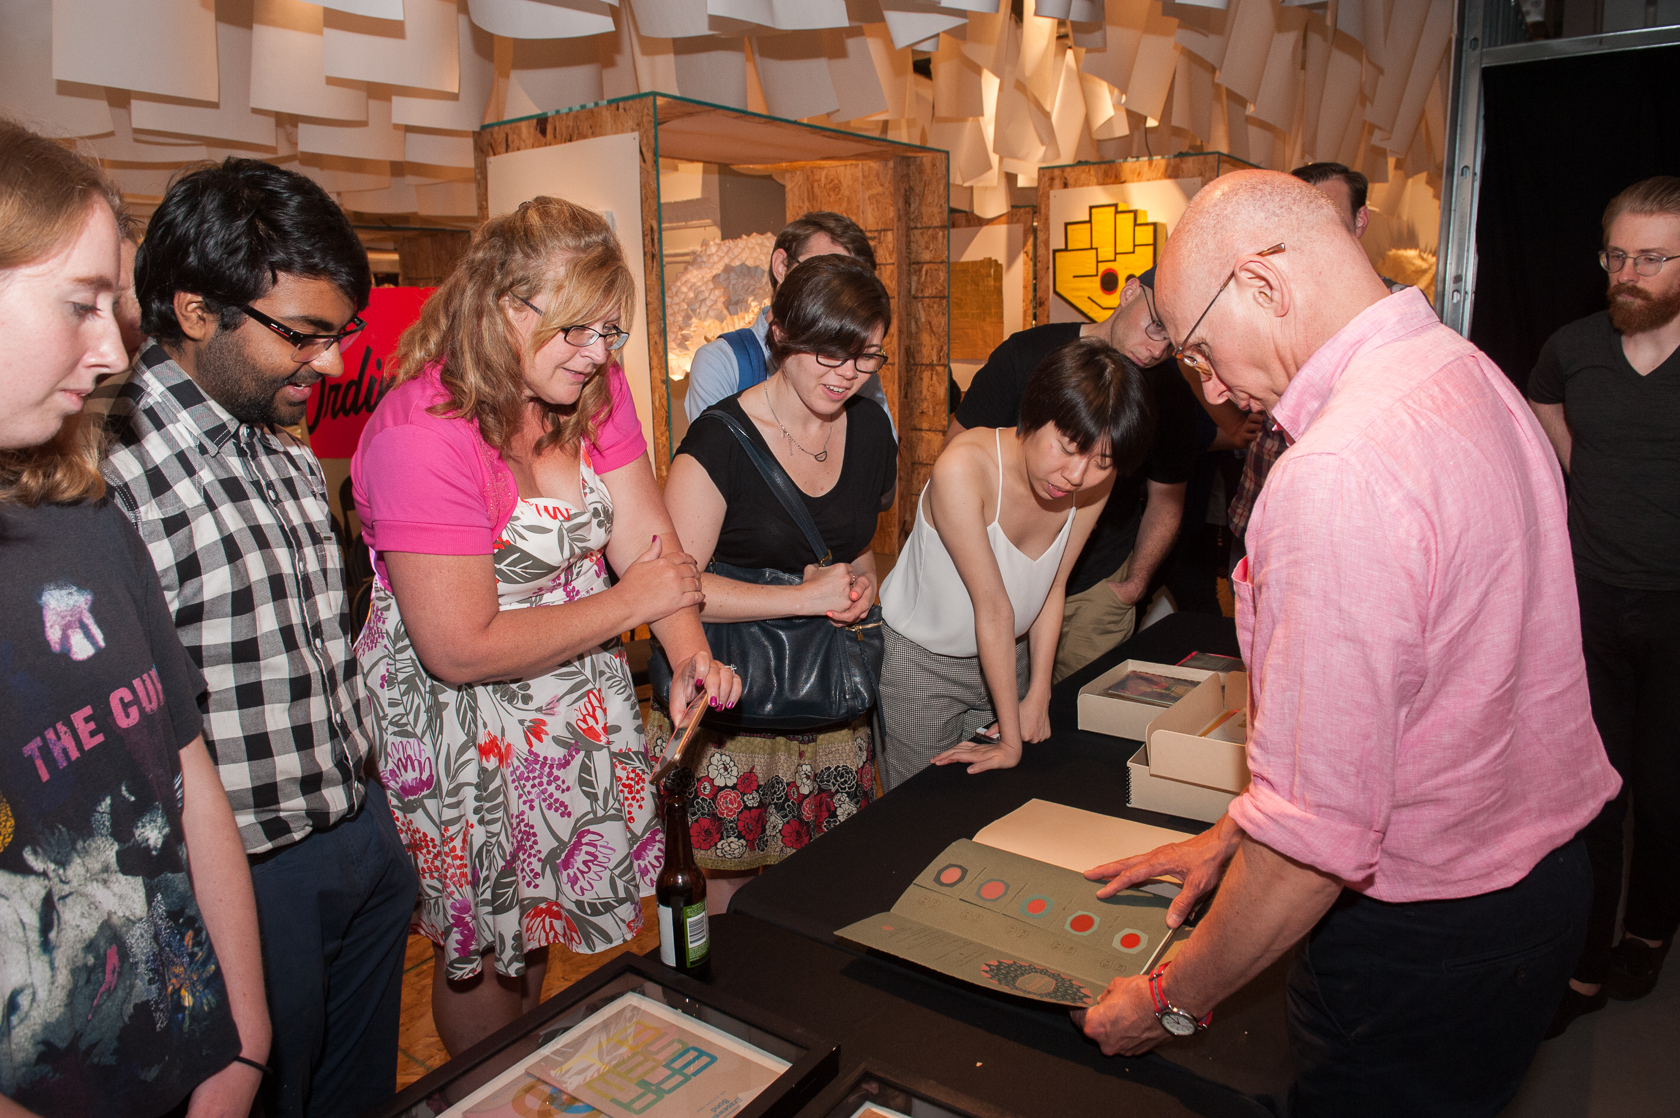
1148;963;1212;1037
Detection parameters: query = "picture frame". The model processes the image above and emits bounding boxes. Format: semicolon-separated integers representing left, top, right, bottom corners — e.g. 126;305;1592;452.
795;1060;1021;1118
367;952;838;1118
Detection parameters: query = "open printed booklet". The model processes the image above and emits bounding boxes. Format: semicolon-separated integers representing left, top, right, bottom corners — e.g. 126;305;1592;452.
836;838;1175;1009
444;992;789;1118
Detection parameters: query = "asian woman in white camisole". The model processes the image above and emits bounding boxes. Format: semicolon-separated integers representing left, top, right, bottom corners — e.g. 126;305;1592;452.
876;338;1154;790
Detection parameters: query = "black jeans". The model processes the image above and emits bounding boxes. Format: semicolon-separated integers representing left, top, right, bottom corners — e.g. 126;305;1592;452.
1288;839;1590;1117
1572;572;1680;983
249;781;419;1118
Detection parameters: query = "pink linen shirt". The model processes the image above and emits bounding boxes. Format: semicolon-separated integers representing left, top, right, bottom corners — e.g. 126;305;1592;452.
351;362;646;581
1225;288;1619;903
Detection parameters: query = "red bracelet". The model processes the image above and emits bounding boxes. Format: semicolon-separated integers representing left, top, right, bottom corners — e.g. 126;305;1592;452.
1148;962;1213;1028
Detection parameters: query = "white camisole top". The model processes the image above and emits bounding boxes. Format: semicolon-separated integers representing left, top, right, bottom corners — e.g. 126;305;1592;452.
880;429;1077;658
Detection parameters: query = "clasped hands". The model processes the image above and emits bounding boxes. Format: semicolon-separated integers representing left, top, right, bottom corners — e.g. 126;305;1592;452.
801;561;874;625
1071;818;1242;1056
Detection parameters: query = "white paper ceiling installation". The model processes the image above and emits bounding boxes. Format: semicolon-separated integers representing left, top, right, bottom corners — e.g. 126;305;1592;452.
4;0;1451;224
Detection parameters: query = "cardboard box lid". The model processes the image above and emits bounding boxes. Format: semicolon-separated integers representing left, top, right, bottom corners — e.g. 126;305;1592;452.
1146;673;1250;794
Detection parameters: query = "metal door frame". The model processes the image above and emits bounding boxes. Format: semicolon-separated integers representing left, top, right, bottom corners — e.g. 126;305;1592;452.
1436;9;1680;334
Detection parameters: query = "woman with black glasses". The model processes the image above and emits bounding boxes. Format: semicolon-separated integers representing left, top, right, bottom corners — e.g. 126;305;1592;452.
350;196;738;1053
654;255;897;913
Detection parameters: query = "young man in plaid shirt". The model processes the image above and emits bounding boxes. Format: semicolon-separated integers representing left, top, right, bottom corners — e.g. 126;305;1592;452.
89;159;417;1118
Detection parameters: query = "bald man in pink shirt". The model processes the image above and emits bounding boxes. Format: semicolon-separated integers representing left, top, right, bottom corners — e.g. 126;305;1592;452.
1074;171;1620;1116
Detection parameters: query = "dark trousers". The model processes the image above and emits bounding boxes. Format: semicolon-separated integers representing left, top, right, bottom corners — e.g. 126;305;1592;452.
1288;839;1590;1117
1573;572;1680;983
249;780;418;1118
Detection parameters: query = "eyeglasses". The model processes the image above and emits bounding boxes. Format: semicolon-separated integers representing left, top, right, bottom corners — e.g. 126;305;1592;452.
812;350;888;374
1138;284;1170;343
1172;243;1287;381
241;305;365;364
1600;249;1680;277
515;295;631;352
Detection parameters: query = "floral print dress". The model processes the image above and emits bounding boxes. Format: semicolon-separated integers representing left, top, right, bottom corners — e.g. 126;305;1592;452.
357;451;659;980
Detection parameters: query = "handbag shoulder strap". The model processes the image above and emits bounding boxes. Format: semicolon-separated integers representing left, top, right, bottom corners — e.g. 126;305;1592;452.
721;327;768;392
699;407;832;566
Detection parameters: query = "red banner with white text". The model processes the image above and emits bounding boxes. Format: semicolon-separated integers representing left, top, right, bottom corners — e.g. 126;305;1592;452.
305;285;433;459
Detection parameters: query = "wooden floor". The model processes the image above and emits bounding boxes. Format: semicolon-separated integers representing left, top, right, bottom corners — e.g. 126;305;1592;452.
395;896;662;1089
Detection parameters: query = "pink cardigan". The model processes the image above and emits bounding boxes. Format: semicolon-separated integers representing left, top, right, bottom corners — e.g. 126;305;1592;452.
351;362;646;580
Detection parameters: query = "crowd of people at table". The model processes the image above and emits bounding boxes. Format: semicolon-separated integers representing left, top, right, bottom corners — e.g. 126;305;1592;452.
1;109;1676;1117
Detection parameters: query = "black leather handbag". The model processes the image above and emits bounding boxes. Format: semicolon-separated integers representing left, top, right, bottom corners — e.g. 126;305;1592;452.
650;409;884;731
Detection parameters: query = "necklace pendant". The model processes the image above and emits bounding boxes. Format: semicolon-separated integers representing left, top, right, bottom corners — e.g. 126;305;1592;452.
813;450;828;463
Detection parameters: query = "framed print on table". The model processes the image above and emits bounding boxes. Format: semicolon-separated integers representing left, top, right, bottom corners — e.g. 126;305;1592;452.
367;953;838;1118
796;1060;1021;1118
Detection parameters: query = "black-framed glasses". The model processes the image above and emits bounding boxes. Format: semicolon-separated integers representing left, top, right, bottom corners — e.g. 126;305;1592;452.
515;295;631;352
1600;249;1680;277
812;350;888;374
1173;243;1287;381
1138;284;1170;343
241;305;365;363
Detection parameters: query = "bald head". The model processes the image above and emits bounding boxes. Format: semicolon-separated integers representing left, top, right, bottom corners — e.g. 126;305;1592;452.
1155;170;1391;411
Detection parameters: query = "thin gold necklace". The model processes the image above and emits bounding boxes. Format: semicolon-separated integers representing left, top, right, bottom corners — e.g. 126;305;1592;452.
763;377;834;463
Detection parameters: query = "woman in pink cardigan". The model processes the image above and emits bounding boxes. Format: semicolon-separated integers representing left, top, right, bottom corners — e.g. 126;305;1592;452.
351;197;738;1053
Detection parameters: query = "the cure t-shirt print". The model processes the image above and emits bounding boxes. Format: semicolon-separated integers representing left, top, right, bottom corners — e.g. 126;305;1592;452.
0;502;238;1117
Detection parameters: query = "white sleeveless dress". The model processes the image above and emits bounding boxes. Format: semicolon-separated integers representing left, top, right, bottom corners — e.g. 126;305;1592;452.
876;430;1076;788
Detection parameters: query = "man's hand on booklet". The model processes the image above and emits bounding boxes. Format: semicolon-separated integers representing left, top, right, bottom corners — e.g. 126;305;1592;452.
1083;814;1245;928
1071;973;1168;1056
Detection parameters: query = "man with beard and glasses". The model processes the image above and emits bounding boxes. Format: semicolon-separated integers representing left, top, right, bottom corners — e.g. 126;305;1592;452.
1529;176;1680;1038
87;159;418;1118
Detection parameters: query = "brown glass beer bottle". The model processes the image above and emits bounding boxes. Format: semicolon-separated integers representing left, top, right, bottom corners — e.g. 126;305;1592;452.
656;788;710;976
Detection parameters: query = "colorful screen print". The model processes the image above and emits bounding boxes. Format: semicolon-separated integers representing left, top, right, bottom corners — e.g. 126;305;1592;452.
836;839;1173;1008
444;992;790;1118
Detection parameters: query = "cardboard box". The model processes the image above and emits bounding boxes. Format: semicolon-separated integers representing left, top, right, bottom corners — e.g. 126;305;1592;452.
1126;672;1251;824
1077;660;1213;740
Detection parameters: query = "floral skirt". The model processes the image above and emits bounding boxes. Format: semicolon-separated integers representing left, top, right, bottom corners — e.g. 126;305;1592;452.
362;583;660;981
645;710;873;871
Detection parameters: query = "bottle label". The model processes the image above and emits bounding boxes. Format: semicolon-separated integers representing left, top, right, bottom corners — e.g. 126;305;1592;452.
658;901;710;968
658;903;677;967
683;902;710;966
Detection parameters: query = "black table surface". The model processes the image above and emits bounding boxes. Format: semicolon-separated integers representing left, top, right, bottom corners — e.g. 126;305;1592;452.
726;611;1295;1115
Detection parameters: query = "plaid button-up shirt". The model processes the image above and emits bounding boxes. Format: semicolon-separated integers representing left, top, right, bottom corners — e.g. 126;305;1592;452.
90;343;369;854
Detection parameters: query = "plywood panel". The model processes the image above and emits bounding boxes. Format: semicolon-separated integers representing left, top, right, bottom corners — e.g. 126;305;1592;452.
951;205;1036;328
949;259;1003;362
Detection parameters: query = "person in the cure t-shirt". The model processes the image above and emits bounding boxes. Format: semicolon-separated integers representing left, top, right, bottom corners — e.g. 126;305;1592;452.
1528;175;1680;1038
0;117;268;1118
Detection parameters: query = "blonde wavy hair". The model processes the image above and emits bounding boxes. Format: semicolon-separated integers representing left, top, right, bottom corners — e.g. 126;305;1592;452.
0;118;120;507
393;195;638;457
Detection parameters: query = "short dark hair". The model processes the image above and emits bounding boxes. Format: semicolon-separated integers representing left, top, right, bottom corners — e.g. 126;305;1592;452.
136;158;371;344
1018;337;1153;477
1291;161;1369;218
766;254;891;371
770;211;876;290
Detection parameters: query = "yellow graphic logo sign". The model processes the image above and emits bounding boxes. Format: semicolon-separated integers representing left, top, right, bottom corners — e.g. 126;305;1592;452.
1053;204;1158;322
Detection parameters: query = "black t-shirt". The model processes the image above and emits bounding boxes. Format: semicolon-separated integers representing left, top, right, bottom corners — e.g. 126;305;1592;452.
678;394;898;571
1529;311;1680;591
953;323;1198;595
0;501;238;1117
